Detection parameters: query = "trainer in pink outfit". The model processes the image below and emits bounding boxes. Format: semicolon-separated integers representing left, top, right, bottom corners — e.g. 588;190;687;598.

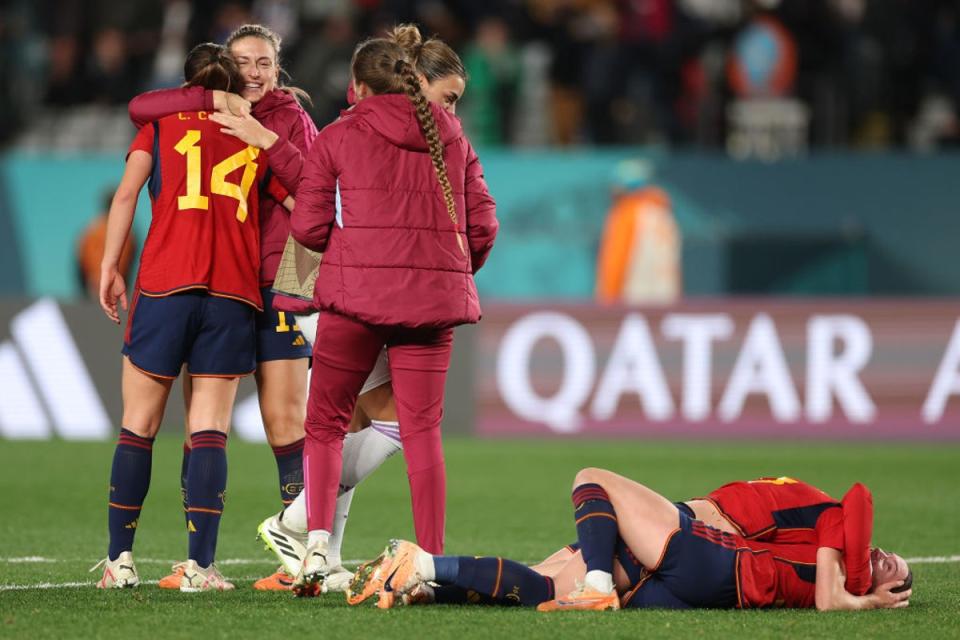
291;41;497;555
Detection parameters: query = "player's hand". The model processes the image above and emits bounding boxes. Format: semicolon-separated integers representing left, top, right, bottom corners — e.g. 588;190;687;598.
212;90;250;117
99;266;128;324
871;580;911;609
209;112;278;149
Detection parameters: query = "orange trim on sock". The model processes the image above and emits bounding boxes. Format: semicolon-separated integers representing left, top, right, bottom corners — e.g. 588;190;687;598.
108;502;141;511
574;512;618;526
187;507;223;515
492;558;503;598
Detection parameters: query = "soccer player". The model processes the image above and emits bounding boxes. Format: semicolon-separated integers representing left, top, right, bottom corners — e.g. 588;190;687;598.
127;24;317;591
289;35;497;595
348;469;912;612
93;43;293;591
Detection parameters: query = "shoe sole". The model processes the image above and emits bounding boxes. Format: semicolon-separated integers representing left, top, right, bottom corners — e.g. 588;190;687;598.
256;518;304;577
292;572;324;598
346;548;390;605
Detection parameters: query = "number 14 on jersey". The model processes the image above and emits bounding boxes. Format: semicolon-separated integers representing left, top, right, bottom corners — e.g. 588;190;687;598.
174;129;261;222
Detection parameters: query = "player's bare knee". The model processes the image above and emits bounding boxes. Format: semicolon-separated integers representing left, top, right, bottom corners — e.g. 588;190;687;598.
573;467;606;488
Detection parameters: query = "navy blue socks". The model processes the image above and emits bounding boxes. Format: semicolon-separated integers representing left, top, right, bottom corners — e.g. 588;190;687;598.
438;556;555;606
271;438;304;506
107;429;154;560
179;442;190;528
572;483;618;575
186;430;228;568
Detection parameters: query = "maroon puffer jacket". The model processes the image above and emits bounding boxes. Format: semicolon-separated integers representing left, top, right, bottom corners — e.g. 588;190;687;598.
291;94;498;329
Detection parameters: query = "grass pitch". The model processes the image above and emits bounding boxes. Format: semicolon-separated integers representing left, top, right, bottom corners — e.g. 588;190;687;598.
1;438;957;639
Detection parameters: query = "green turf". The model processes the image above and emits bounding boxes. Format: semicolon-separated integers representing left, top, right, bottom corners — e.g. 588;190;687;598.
0;438;957;639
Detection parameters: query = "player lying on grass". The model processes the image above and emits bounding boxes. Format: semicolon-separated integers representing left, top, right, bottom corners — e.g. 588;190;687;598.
346;468;912;611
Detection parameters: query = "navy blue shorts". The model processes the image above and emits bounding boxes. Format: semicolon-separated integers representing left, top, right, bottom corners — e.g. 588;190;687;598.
256;287;312;362
123;289;256;378
621;511;739;610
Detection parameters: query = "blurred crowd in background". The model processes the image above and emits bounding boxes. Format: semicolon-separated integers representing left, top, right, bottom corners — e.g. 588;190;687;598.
3;0;960;152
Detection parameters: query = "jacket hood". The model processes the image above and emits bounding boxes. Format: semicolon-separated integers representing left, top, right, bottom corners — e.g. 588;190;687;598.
251;89;302;119
353;94;463;151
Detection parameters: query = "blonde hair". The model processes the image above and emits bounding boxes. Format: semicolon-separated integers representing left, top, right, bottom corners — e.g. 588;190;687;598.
352;38;465;256
226;23;312;106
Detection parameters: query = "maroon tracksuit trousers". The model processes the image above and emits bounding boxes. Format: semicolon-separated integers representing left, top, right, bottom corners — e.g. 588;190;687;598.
303;311;452;554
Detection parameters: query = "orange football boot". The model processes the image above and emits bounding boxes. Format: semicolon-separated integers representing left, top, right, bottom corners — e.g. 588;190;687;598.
253;568;295;591
536;584;621;612
158;562;187;590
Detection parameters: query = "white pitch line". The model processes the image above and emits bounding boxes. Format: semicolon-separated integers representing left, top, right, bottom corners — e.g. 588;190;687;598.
904;555;960;564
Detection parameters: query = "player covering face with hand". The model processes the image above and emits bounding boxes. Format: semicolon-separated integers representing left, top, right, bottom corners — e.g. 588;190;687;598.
346;470;911;612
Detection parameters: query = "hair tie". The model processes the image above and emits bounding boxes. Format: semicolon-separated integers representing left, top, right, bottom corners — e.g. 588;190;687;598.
394;59;405;74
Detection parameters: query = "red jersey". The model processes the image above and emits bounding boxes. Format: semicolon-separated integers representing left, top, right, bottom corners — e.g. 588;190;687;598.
129;111;267;309
701;476;844;548
700;477;874;607
736;540;821;608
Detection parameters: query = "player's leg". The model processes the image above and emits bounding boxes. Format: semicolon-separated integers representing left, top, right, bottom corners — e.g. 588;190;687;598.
97;291;186;589
254;292;312;503
348;540;557;609
386;327;454;555
296;311;384;594
537;467;680;611
96;358;174;588
177;295;255;592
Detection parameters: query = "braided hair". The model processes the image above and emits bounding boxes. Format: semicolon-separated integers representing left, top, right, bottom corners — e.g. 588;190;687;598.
352;38;465;256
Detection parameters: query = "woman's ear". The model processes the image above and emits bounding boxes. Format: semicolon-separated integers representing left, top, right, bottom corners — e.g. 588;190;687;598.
354;80;371;101
417;73;429;91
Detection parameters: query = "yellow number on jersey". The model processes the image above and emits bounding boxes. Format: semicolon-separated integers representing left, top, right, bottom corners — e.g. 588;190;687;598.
174;130;209;211
211;146;261;222
749;476;799;485
173;130;260;221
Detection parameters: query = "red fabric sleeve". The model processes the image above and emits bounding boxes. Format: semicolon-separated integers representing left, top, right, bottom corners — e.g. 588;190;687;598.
127;124;154;158
462;141;498;274
290;130;339;252
267;176;290;205
128;87;212;128
841;483;874;596
815;505;844;550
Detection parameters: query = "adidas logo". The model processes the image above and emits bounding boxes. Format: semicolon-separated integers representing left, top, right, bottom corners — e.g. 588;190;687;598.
0;299;111;440
292;335;305;347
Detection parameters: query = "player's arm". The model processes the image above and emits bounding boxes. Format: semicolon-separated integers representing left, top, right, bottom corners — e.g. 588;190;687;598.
99;150;151;323
210;111;307;194
814;547;910;611
463;141;498;274
128;88;247;128
290;133;338;253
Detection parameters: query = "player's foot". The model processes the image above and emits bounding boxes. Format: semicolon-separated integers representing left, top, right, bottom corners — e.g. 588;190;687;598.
158;561;187;590
346;548;390;605
256;512;307;577
179;560;235;592
401;581;436;606
91;551;139;589
292;540;329;598
252;567;295;591
536;583;620;612
322;565;354;593
375;539;428;609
